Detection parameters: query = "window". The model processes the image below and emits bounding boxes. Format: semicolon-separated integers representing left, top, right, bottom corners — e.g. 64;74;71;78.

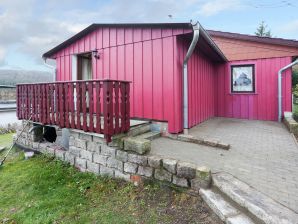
231;64;255;93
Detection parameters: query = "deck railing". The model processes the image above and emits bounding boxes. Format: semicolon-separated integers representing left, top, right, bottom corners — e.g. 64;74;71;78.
17;79;130;142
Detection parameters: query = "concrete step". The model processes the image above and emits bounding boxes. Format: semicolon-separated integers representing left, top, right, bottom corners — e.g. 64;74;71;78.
212;172;298;224
127;123;151;137
136;131;161;140
123;131;161;155
200;188;255;223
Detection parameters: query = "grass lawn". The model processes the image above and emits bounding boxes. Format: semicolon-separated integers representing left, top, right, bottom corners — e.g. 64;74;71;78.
0;133;221;224
293;103;298;120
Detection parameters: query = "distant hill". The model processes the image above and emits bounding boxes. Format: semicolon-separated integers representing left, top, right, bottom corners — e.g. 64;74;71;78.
0;69;52;86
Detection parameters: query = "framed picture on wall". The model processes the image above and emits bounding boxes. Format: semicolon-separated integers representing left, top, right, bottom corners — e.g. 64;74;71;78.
231;64;255;93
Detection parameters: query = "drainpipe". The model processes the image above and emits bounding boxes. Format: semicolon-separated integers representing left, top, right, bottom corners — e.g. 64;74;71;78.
183;21;200;134
43;58;56;82
278;59;298;122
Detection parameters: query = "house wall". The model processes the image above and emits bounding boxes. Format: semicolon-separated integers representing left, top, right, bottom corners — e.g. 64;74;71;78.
53;27;192;133
177;38;217;128
215;57;292;121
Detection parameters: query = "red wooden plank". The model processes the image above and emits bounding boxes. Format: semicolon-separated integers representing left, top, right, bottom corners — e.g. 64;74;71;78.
51;84;55;124
42;84;47;124
16;86;20;119
82;82;88;131
26;85;30;119
114;82;120;133
133;42;143;117
103;28;110;48
32;85;36;121
124;83;130;131
143;40;153;118
152;39;163;120
65;83;69;128
133;28;142;42
110;47;117;79
55;83;59;126
19;85;23;119
46;84;50;124
116;28;124;45
37;84;41;122
124;28;133;44
125;44;134;115
103;81;113;142
95;82;101;133
88;81;94;132
76;82;81;129
110;28;117;47
70;83;75;129
120;82;126;132
59;83;65;127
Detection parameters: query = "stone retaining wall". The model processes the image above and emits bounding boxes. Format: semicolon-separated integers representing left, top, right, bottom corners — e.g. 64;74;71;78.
15;121;211;191
284;112;298;135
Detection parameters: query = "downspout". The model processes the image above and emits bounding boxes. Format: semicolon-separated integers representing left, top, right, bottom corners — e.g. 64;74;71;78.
43;58;56;82
183;22;200;134
278;59;298;122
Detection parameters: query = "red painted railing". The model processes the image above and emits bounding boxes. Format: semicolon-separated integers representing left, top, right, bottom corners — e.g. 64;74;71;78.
17;79;130;142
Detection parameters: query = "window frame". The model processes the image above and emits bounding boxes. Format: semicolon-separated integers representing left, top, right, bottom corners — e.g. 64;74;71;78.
231;64;255;94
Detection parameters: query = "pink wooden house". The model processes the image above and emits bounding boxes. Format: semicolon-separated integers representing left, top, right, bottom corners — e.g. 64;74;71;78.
17;22;298;141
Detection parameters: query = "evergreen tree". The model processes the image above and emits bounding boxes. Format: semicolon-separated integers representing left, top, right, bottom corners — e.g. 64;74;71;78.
255;21;272;37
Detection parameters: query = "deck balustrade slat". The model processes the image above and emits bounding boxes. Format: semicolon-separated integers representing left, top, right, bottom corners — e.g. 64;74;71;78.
17;80;130;143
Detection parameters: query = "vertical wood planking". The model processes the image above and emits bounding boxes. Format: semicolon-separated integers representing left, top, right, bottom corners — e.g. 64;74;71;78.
143;41;153;118
82;82;88;131
114;82;120;133
88;81;94;132
95;82;101;132
103;81;113;142
124;83;130;131
70;83;75;128
215;57;292;121
133;42;143;117
76;82;81;129
59;83;64;127
65;83;69;128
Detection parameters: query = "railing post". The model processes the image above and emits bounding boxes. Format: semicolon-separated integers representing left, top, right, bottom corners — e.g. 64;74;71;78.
95;82;101;133
82;82;88;132
16;85;20;119
88;81;94;132
124;82;130;132
103;80;114;142
114;81;120;134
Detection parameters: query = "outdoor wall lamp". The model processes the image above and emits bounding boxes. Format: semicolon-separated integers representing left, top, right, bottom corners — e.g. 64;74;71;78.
92;50;100;59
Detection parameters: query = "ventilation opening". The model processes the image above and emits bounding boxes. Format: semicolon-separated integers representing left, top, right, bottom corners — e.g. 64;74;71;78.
43;126;57;143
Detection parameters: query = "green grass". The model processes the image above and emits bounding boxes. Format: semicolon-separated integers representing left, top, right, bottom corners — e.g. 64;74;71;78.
0;134;219;224
293;103;298;120
0;132;14;148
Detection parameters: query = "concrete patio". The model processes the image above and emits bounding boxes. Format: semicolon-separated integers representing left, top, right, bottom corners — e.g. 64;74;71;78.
151;118;298;213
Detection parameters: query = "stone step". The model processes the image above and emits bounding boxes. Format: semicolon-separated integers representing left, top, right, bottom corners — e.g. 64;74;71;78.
127;123;151;137
124;137;151;155
200;188;255;223
136;131;161;140
123;131;161;155
212;172;298;224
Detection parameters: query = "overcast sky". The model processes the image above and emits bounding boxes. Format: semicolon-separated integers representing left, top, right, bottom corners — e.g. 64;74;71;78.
0;0;298;71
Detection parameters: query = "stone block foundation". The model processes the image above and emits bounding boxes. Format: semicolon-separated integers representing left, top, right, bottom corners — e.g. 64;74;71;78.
15;121;211;191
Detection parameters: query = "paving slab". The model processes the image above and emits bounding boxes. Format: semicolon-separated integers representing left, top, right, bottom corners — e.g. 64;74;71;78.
151;118;298;212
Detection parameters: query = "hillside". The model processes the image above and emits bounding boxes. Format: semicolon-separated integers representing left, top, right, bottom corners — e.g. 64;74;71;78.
0;70;52;86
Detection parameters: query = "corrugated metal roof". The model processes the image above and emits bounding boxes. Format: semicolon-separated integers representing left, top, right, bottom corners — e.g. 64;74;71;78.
207;30;298;48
